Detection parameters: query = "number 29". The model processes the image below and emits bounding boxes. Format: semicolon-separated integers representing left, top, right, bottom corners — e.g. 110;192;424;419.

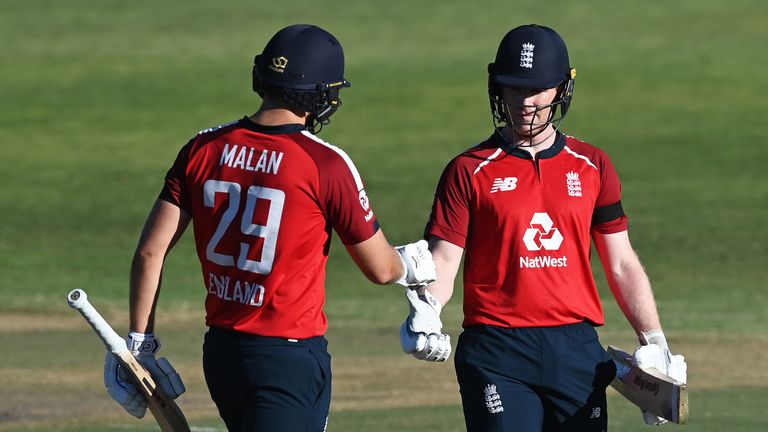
203;180;285;274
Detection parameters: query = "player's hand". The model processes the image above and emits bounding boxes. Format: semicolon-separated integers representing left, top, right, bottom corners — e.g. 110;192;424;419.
128;333;186;399
400;288;451;361
634;330;688;425
395;240;437;288
103;333;186;418
104;352;148;418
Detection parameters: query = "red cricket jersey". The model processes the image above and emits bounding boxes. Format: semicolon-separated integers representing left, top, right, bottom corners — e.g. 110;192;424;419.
160;118;379;338
426;131;628;329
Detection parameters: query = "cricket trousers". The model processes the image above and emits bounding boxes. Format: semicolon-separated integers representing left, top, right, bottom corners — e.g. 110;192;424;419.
203;326;332;432
455;323;616;432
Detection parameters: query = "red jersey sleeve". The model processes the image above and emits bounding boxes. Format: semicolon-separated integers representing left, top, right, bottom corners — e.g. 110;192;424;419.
425;155;474;248
591;149;629;234
296;133;379;245
159;139;194;213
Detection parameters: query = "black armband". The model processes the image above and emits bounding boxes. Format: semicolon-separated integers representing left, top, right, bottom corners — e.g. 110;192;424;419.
592;201;625;225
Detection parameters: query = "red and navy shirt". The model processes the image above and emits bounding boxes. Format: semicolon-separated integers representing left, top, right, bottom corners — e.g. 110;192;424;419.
160;118;379;338
426;131;628;329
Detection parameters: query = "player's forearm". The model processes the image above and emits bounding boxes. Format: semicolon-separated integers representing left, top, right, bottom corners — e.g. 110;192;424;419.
426;237;462;306
423;255;457;306
607;259;662;335
129;248;164;333
358;245;408;285
346;231;407;284
378;247;410;285
421;280;453;307
594;231;663;336
128;200;190;333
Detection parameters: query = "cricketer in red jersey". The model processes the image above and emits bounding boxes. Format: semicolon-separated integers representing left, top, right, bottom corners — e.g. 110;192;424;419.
429;132;627;330
403;24;687;431
103;25;439;432
160;118;384;339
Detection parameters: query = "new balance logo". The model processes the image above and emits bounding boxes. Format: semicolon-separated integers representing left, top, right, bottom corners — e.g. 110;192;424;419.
590;407;602;418
490;177;517;193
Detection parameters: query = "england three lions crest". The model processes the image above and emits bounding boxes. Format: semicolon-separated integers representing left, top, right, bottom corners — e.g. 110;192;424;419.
566;171;582;197
520;43;535;68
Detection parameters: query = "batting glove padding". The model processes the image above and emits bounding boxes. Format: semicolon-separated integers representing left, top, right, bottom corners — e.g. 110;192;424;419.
104;352;148;418
400;288;451;362
395;240;437;288
634;341;688;425
103;333;186;418
129;333;186;399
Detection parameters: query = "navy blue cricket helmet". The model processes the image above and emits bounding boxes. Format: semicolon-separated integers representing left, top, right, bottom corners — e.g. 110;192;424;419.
252;24;351;133
488;24;576;131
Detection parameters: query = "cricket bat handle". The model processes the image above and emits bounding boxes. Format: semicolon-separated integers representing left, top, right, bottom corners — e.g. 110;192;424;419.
67;289;191;432
67;288;129;355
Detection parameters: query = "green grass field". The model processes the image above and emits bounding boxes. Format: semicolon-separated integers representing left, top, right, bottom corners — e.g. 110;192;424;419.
1;0;767;430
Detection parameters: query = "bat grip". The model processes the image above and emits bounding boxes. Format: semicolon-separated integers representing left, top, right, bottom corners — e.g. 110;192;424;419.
67;289;129;355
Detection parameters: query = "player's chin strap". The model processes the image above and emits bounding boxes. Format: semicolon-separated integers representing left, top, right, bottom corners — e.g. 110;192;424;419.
306;84;346;134
489;75;574;150
491;98;566;153
493;124;560;154
498;91;571;148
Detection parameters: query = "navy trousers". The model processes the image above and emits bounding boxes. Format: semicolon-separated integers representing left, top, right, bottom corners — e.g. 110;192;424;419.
203;327;332;432
455;323;616;432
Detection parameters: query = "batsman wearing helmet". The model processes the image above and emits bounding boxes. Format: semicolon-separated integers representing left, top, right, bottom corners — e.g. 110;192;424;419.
402;24;687;430
103;24;440;431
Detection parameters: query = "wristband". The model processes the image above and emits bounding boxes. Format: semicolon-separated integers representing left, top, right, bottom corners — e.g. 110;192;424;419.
639;329;668;351
128;332;160;355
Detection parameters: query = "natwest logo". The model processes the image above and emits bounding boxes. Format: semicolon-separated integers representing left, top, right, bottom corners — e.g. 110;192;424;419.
523;212;563;251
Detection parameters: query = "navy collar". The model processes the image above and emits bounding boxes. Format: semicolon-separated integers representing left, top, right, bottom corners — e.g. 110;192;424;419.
490;128;565;160
240;117;306;134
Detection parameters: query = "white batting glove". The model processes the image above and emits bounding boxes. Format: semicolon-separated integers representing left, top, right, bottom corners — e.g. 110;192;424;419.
400;288;451;362
128;333;186;399
103;333;186;418
395;240;437;288
104;352;147;418
635;330;688;425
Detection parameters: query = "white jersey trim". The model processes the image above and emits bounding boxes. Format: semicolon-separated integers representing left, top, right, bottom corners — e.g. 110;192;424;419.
473;148;504;175
564;145;599;171
300;130;365;190
196;120;240;136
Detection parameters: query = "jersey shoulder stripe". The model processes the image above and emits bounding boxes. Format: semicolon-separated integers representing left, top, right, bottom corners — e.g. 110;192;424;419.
196;120;241;136
563;134;610;170
473;148;504;175
300;130;364;190
445;137;505;177
186;119;244;154
563;145;599;171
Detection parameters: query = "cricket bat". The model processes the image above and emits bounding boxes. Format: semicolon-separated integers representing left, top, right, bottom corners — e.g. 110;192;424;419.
608;345;688;424
67;289;191;432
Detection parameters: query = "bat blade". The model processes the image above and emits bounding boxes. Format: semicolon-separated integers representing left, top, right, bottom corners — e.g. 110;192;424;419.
608;345;688;424
67;289;191;432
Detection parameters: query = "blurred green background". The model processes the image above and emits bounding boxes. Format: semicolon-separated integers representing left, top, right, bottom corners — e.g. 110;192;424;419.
1;0;766;430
